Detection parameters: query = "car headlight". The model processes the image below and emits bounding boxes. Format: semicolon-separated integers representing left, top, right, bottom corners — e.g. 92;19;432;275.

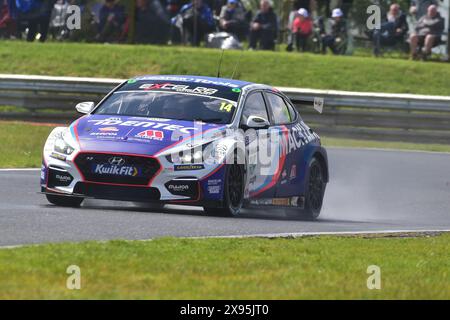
166;143;212;164
54;133;75;155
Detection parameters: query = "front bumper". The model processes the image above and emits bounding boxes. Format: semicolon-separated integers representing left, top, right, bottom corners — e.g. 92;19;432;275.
41;151;226;204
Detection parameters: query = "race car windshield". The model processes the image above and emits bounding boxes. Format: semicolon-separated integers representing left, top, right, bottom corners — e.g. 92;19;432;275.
93;91;238;124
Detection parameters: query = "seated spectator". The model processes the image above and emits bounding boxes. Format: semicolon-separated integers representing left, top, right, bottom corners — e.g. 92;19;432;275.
96;0;126;43
321;8;347;55
0;0;15;38
410;0;437;19
249;0;278;51
135;0;170;44
219;0;247;40
409;4;444;59
49;0;70;40
172;0;215;46
372;3;408;56
292;8;312;52
286;1;311;52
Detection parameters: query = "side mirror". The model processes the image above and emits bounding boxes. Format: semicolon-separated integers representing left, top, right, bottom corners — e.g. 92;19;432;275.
246;115;270;129
75;102;95;114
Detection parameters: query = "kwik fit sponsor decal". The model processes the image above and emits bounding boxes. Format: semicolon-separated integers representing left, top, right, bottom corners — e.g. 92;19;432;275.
93;164;140;177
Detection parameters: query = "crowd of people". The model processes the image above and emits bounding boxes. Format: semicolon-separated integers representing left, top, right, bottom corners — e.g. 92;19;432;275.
0;0;447;60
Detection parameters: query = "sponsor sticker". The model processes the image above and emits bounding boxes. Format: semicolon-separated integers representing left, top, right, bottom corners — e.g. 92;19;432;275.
55;174;72;183
99;127;119;132
90;132;117;137
87;119;198;133
167;184;190;192
136;130;164;141
207;185;221;194
139;83;218;96
174;164;205;171
92;164;140;177
207;179;222;186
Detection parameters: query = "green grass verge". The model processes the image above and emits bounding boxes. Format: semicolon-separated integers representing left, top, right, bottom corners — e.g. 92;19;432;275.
0;122;54;168
0;122;449;168
1;41;450;95
1;234;449;299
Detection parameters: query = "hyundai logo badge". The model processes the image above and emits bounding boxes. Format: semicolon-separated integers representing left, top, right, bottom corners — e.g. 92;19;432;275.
108;157;125;166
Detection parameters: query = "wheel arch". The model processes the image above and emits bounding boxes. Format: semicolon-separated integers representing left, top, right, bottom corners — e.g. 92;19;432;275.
311;148;329;183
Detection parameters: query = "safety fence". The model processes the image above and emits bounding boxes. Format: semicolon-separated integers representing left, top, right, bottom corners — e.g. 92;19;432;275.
1;74;449;144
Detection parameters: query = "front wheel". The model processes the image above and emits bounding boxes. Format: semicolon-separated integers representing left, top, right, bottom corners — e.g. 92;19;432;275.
46;194;84;207
204;164;245;217
286;158;326;220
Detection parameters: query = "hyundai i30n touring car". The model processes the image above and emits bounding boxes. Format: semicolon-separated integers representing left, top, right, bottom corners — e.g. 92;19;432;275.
41;75;328;219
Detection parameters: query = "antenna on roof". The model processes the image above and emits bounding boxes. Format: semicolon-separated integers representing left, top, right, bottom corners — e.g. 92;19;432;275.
216;49;225;78
231;49;244;80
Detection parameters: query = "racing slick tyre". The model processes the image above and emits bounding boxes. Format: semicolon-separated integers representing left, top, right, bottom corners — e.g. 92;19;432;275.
286;158;326;220
204;163;245;217
46;194;84;207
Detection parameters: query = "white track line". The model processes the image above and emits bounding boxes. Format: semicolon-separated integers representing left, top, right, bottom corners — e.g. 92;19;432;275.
3;229;448;250
327;146;450;155
187;229;450;239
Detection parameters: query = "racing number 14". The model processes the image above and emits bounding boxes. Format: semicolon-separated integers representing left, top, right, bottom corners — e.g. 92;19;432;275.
219;102;234;113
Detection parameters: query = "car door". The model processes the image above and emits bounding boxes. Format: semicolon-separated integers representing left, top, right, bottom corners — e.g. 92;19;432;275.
239;91;276;199
264;91;300;198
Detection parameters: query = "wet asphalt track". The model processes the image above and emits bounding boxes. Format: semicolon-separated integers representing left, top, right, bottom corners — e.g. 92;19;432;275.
0;147;449;246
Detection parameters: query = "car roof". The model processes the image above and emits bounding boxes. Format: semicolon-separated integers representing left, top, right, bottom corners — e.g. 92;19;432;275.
131;75;253;89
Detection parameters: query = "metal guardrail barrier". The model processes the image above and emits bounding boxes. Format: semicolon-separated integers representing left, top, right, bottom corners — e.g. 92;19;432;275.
1;74;450;144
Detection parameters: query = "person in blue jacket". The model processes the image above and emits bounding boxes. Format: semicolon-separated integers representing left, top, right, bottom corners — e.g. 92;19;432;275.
8;0;55;42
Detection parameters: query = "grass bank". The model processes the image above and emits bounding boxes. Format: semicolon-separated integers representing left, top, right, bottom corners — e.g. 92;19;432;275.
1;41;450;95
0;234;449;299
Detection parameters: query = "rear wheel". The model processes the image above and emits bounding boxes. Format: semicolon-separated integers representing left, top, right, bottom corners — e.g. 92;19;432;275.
204;164;245;217
46;194;84;207
286;158;326;220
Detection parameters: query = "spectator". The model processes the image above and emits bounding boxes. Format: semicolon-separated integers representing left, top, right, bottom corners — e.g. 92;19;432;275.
410;0;437;19
10;0;56;42
372;3;408;56
135;0;170;44
219;0;247;40
0;0;15;38
49;0;70;40
249;0;278;51
173;0;215;46
165;0;189;18
292;8;312;52
321;7;347;54
96;0;126;43
409;4;444;59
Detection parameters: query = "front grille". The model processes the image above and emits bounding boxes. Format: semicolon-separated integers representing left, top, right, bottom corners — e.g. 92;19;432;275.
74;182;161;202
74;153;160;186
